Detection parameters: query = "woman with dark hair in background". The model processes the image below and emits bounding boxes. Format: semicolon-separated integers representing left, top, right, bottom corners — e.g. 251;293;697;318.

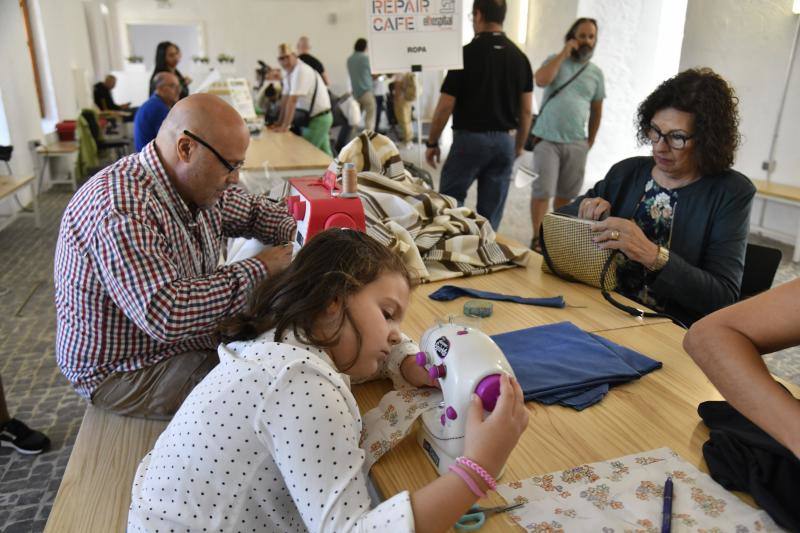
149;41;191;99
559;68;755;326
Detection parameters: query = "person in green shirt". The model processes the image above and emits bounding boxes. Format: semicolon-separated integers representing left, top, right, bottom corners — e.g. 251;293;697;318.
530;18;605;250
347;38;376;134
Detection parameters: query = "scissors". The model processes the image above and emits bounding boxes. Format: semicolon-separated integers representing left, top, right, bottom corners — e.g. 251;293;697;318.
455;502;525;531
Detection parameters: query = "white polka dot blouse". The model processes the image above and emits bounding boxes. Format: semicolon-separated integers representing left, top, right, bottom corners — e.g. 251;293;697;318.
128;329;416;532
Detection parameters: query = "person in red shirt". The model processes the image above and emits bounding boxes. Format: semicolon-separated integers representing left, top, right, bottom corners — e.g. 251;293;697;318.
55;94;295;419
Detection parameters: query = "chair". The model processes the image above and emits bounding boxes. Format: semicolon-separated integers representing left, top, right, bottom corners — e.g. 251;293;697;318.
740;243;782;300
0;145;13;175
80;109;130;161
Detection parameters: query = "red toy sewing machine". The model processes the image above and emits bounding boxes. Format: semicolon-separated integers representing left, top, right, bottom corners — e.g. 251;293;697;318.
286;170;366;253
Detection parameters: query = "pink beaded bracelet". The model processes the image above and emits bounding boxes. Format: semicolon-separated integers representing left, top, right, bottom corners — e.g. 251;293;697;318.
448;463;486;498
456;456;497;491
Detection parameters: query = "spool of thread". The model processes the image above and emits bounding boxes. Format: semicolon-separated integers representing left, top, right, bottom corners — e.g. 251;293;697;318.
341;163;358;197
463;300;493;318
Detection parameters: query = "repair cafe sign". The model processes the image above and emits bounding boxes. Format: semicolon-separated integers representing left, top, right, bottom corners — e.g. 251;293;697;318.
367;0;463;73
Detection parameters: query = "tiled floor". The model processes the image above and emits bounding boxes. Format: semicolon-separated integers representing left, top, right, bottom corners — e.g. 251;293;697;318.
1;154;799;532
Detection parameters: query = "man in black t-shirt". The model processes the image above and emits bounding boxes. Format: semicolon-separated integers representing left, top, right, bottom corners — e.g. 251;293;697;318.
297;36;330;86
426;0;532;230
93;75;130;111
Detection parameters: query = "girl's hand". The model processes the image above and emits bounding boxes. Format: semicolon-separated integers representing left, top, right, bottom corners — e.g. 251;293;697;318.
463;373;529;478
400;355;441;389
591;217;659;267
578;197;611;220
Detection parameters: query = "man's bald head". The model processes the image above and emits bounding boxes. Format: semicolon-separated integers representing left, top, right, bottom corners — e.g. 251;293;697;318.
104;75;116;89
297;36;310;54
155;94;249;210
157;93;247;147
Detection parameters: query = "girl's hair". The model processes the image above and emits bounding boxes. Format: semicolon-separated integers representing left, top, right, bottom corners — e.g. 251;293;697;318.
636;68;740;176
154;41;178;73
219;229;415;370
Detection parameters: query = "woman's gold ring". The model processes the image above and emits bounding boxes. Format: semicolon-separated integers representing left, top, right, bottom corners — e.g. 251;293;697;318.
610;230;620;240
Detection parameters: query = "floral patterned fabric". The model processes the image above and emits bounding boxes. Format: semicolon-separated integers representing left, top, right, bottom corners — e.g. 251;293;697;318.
616;178;678;310
496;447;782;532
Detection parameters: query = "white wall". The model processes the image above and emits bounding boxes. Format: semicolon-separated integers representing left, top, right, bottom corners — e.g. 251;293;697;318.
34;0;96;122
0;2;45;216
0;2;45;178
680;0;800;186
114;0;368;97
525;0;686;189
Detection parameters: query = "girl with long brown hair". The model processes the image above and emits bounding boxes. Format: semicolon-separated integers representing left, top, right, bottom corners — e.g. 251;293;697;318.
129;229;528;533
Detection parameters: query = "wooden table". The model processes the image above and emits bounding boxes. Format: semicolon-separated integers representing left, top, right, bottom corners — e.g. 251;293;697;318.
354;321;798;532
243;128;332;175
43;255;758;533
403;252;670;336
750;178;800;262
0;175;40;231
35;140;79;191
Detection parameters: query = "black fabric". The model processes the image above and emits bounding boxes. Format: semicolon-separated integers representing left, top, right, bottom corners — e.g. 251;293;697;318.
699;400;800;531
93;82;120;111
298;53;325;77
559;157;755;326
149;68;189;99
441;32;533;132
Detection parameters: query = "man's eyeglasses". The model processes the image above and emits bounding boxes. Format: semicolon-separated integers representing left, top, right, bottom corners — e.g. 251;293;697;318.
183;130;243;174
277;55;290;61
646;124;694;150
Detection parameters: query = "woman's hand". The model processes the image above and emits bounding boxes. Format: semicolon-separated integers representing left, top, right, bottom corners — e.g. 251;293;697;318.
578;197;612;220
463;373;529;478
592;217;660;267
400;355;441;389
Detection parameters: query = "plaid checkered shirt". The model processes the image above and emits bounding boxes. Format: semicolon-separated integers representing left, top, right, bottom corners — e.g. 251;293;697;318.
54;142;296;399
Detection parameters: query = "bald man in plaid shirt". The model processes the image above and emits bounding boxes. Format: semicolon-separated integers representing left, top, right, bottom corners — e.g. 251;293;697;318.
55;94;296;419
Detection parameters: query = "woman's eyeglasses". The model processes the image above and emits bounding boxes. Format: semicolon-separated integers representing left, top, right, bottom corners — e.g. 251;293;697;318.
183;130;243;174
646;124;694;150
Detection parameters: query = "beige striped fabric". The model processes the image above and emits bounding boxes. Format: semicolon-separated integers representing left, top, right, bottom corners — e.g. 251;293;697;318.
330;131;530;282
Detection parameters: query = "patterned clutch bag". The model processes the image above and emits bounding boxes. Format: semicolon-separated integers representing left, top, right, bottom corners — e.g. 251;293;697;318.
540;212;617;290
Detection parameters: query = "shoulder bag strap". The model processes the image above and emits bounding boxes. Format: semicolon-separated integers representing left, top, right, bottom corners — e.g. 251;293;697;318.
308;73;318;115
538;62;590;116
599;250;688;329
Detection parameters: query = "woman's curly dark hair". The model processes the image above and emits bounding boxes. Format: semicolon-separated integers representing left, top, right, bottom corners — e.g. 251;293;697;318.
636;68;740;176
219;228;415;372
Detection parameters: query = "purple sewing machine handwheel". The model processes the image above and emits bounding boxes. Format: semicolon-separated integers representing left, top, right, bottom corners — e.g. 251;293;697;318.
474;374;502;411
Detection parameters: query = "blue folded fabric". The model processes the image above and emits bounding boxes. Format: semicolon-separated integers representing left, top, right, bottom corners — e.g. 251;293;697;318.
428;285;565;308
491;322;662;410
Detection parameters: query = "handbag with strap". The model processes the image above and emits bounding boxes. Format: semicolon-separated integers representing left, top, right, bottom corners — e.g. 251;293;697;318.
539;212;686;328
525;62;590;151
539;212;616;289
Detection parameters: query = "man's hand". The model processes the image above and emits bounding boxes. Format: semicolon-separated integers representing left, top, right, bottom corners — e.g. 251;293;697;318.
561;39;579;57
255;243;292;276
425;146;441;169
400;354;441;389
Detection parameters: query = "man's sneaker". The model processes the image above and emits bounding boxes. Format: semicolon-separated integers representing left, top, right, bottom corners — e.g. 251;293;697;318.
0;418;51;455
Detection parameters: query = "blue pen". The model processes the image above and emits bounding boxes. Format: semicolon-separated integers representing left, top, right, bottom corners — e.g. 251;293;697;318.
661;476;673;533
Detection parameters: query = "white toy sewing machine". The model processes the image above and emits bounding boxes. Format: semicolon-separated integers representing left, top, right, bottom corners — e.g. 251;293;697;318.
286;169;366;254
415;322;515;477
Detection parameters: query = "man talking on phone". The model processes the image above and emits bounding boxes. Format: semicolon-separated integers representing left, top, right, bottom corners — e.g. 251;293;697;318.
529;18;605;251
